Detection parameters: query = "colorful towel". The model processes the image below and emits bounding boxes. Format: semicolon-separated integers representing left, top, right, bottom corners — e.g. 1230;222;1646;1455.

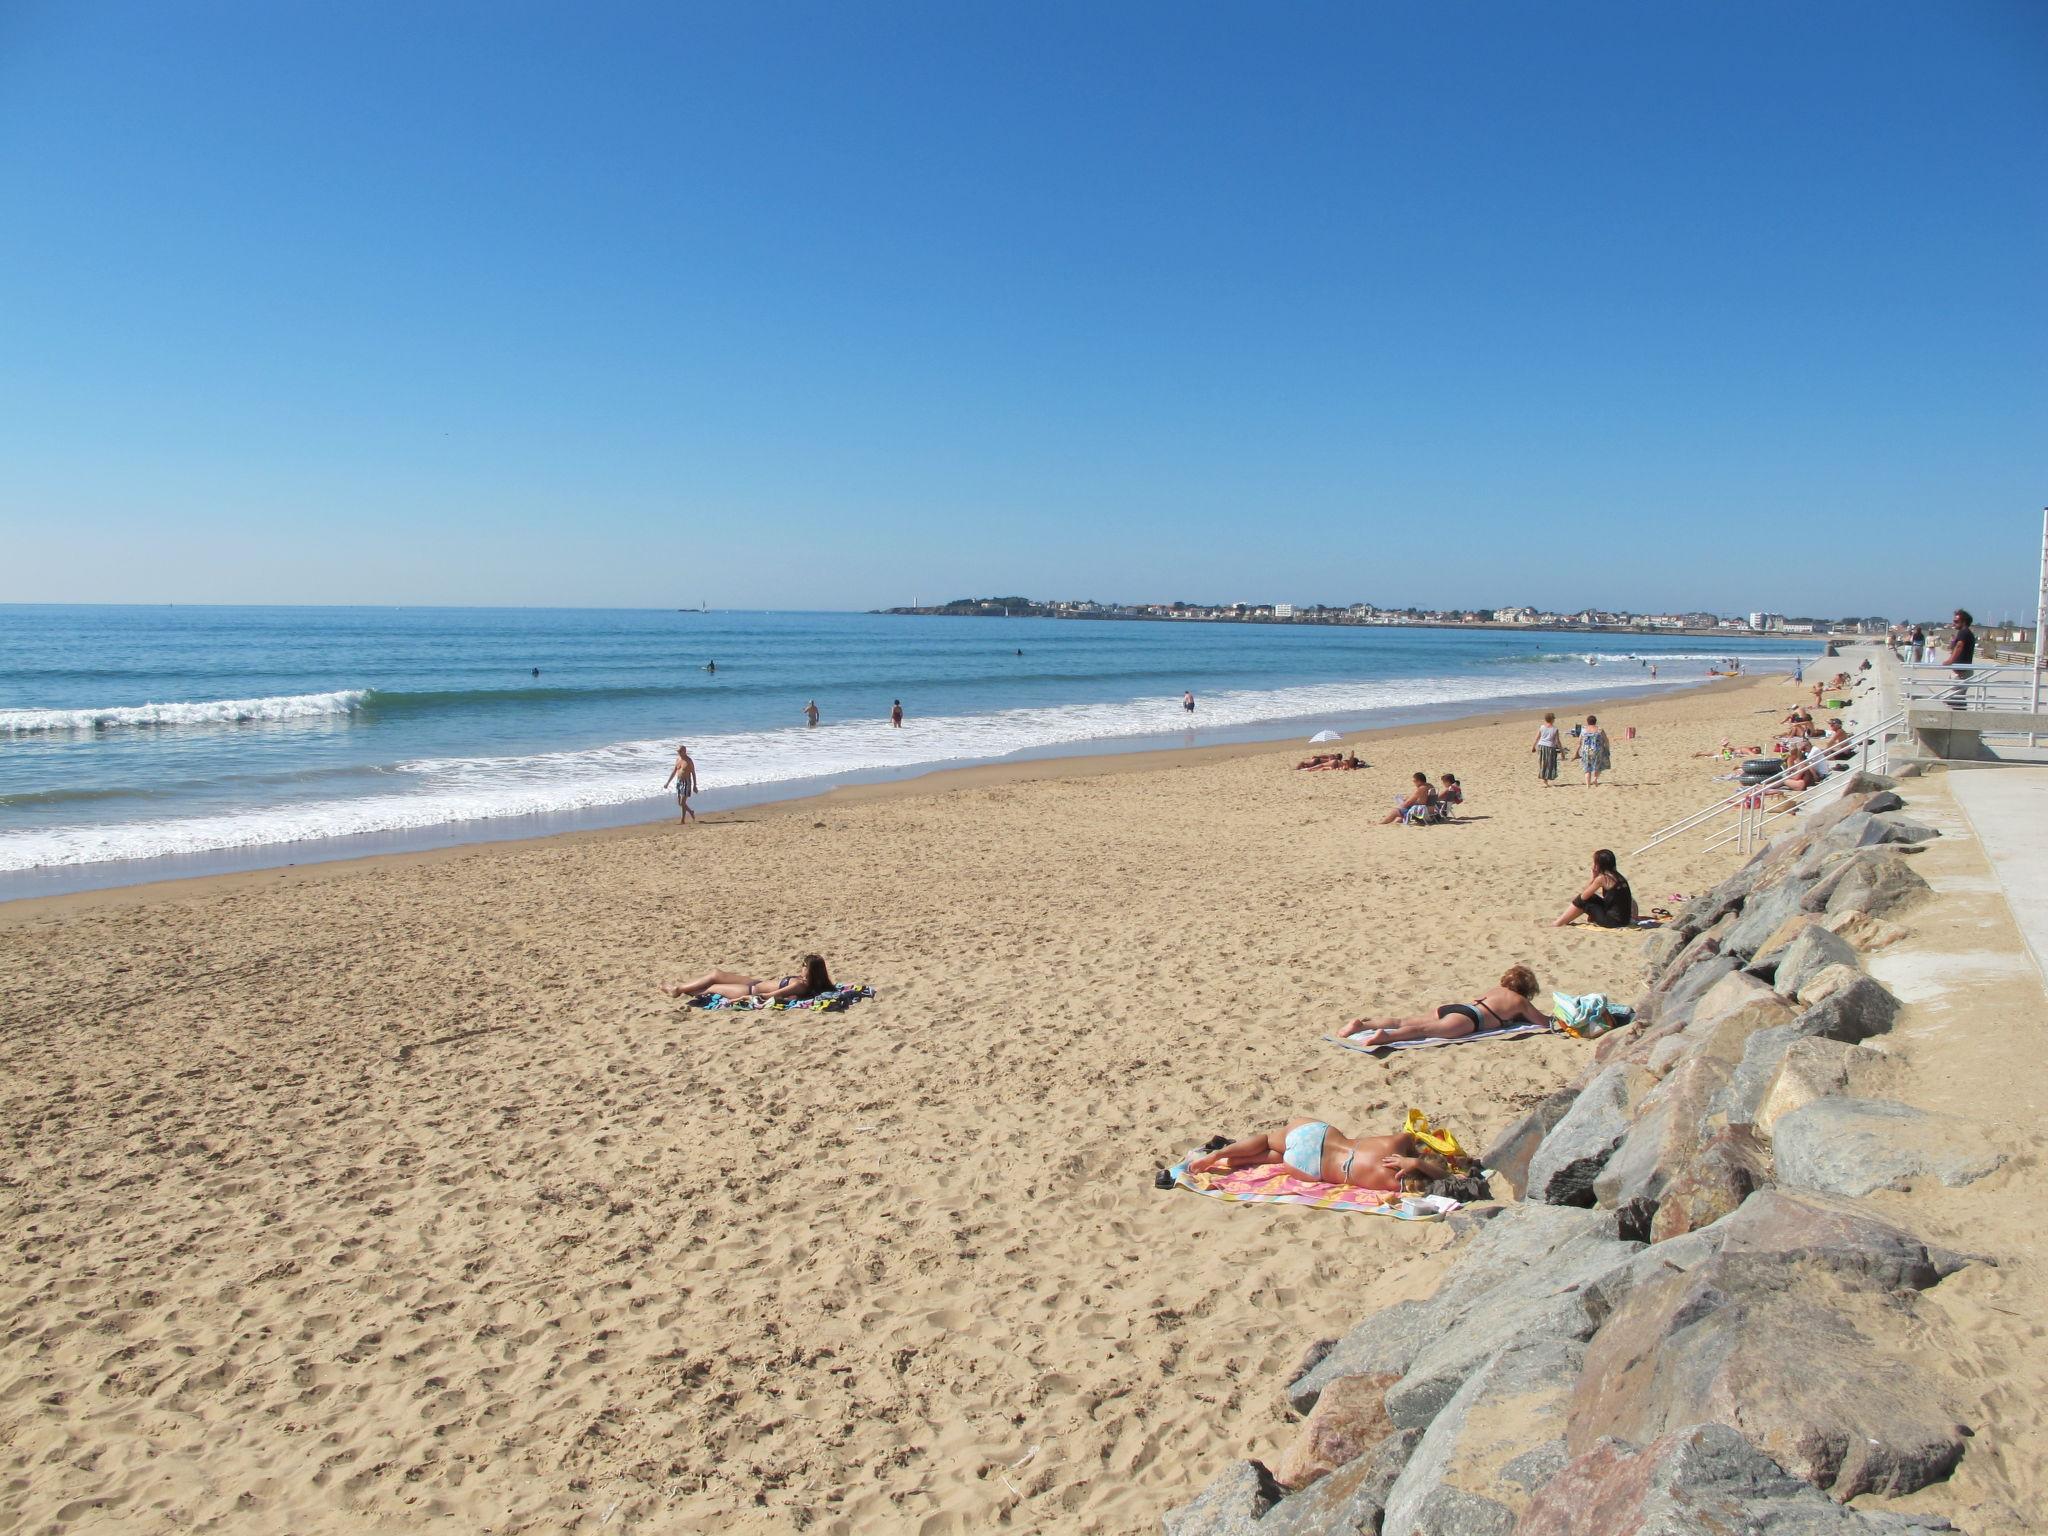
692;983;876;1013
1166;1157;1461;1219
1325;1022;1552;1056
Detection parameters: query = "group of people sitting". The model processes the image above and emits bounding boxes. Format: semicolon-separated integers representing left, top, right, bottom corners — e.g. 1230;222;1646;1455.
1377;771;1464;825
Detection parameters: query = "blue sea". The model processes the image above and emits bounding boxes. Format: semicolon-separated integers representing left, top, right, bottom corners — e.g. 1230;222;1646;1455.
0;606;1816;897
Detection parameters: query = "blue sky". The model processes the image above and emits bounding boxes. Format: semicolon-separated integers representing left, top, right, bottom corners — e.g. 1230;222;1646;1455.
2;2;2043;619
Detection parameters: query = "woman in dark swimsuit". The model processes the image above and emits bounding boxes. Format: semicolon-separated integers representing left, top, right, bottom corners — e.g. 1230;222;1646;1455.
1551;849;1637;929
1335;965;1546;1046
662;953;833;1001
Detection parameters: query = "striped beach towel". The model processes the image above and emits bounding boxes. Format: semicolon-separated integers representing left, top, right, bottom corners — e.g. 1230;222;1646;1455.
1166;1158;1460;1220
1325;1022;1552;1056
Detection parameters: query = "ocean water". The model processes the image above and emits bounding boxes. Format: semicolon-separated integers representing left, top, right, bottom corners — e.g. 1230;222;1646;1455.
0;606;1815;896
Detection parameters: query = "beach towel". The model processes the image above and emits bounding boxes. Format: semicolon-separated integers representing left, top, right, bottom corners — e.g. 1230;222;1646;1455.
1550;992;1635;1039
692;983;876;1012
1325;1021;1552;1056
1165;1156;1461;1220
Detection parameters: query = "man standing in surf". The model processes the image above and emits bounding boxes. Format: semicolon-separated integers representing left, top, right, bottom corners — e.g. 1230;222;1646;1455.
1182;690;1196;715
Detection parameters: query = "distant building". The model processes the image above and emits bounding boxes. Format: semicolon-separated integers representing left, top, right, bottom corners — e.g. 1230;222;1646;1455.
1274;603;1296;618
1748;612;1784;632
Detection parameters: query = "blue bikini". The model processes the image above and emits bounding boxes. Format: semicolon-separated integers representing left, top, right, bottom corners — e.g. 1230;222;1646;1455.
1283;1122;1329;1178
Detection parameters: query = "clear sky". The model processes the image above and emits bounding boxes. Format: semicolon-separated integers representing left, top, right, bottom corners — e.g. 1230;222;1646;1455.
2;2;2043;619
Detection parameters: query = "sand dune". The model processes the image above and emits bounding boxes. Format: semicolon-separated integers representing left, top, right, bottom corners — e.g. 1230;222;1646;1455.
2;679;1778;1533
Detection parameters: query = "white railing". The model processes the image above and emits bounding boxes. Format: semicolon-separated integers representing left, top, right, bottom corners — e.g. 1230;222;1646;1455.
1633;710;1904;859
1900;663;2039;716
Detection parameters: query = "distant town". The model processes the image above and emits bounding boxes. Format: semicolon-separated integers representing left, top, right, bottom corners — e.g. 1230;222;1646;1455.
878;596;1901;638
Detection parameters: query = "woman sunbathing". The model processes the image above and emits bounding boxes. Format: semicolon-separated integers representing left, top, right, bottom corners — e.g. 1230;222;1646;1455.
1188;1123;1473;1191
1335;964;1547;1047
662;953;834;1002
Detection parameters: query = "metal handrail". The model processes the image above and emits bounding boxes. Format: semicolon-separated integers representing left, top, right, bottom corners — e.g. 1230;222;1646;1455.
1633;709;1904;858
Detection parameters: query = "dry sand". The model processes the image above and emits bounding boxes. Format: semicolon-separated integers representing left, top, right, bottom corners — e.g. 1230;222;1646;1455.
2;677;1804;1533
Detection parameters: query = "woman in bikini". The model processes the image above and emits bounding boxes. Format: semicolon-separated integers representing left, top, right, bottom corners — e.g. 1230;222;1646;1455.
1188;1123;1474;1192
662;953;834;1002
1334;964;1546;1047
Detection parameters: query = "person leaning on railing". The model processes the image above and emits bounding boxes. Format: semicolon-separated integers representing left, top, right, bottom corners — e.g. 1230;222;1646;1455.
1943;608;1977;708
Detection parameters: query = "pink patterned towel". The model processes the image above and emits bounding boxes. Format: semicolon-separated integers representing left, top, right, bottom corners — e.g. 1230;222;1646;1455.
1168;1159;1457;1219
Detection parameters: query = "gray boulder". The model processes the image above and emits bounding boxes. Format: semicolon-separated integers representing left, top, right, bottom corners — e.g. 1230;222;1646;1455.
1758;1037;1892;1134
1715;978;1901;1128
1569;1256;1970;1498
1708;1188;1968;1293
1837;811;1939;849
1769;923;1860;997
1292;1206;1638;1420
1774;1098;2006;1198
1645;1125;1769;1245
1594;1056;1732;1238
1801;849;1931;918
1163;1460;1282;1536
1258;1430;1420;1536
1722;879;1816;961
1383;1213;1642;1429
1518;1424;1956;1535
1526;1064;1638;1206
1651;950;1741;1027
1382;1334;1581;1536
1479;1085;1581;1201
1286;1301;1439;1415
1678;971;1798;1066
1832;769;1898;796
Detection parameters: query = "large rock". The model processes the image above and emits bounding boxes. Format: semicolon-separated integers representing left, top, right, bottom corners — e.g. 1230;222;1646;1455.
1823;811;1939;852
1258;1430;1420;1536
1525;1064;1639;1207
1381;1335;1581;1536
1757;1037;1892;1134
1822;909;1910;953
1774;1098;2006;1198
1644;920;1735;1020
1286;1301;1439;1415
1273;1372;1397;1489
1382;1211;1642;1430
1679;972;1798;1066
1519;1423;1957;1535
1790;962;1869;1009
1722;880;1817;961
1594;1056;1732;1238
1769;924;1860;998
1831;769;1898;797
1653;951;1742;1027
1478;1085;1580;1201
1293;1205;1640;1418
1646;1126;1769;1244
1710;1188;1967;1293
1568;1258;1970;1498
1802;850;1931;919
1749;912;1820;973
1715;978;1902;1128
1163;1460;1282;1536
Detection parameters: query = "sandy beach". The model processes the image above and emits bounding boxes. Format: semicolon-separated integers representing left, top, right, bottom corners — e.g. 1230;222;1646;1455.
2;677;1800;1533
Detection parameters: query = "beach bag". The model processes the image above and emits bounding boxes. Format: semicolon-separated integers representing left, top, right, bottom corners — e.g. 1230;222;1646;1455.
1551;992;1634;1039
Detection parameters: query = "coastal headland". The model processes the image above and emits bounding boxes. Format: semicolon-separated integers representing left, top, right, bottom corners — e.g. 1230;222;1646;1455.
4;670;2039;1532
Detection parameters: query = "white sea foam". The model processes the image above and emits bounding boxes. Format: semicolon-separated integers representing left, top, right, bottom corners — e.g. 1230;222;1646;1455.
0;689;369;735
0;666;1681;871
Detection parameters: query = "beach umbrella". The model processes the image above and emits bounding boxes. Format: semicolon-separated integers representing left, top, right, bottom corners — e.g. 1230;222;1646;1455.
1309;730;1342;743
